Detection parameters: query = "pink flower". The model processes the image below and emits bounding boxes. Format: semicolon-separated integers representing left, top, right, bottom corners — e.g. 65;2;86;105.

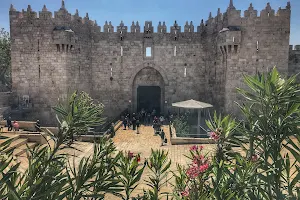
187;162;209;178
199;163;209;173
181;188;189;197
192;155;205;165
209;132;220;141
186;164;200;179
190;145;198;151
251;154;259;162
199;145;204;150
128;151;134;159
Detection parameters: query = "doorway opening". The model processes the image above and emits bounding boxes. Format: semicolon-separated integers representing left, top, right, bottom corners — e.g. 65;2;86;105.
137;86;161;113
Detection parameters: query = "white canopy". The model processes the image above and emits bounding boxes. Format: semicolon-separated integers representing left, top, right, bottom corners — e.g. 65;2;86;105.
172;99;213;109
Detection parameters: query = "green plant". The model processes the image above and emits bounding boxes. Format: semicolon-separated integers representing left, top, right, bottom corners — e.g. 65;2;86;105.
0;28;11;89
0;91;123;200
143;149;171;200
52;91;105;144
237;67;300;199
172;145;210;200
0;135;18;199
173;115;190;137
206;112;240;162
117;151;145;200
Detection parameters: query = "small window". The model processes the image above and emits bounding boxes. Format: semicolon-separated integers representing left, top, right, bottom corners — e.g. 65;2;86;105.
62;44;65;52
38;65;41;79
256;41;259;52
228;45;232;53
56;44;60;52
234;45;238;53
146;47;152;57
121;46;123;56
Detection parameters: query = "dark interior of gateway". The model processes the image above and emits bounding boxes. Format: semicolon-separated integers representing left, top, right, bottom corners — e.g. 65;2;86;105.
137;86;161;113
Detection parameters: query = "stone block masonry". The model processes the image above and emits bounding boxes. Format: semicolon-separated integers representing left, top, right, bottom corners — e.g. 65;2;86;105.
8;0;299;124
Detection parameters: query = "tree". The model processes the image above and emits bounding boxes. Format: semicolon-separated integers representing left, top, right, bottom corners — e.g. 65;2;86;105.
0;28;11;90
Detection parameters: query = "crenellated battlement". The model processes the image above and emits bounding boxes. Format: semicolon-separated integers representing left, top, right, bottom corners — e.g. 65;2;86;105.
203;1;291;29
9;0;291;34
9;1;100;29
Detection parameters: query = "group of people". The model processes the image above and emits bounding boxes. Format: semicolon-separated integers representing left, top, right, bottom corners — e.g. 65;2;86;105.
2;116;41;132
5;117;19;131
121;113;141;133
121;109;169;146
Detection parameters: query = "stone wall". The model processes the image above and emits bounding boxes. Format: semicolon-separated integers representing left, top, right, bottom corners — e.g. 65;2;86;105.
289;45;300;81
9;1;294;123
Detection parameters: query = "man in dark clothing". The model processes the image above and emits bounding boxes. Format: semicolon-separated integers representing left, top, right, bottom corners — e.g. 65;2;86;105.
123;117;128;130
35;120;41;132
7;117;12;131
136;118;140;134
146;113;151;125
153;117;160;135
140;108;145;123
160;130;166;146
132;115;137;130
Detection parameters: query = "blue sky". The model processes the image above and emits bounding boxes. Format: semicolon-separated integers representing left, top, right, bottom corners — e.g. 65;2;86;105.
0;0;299;45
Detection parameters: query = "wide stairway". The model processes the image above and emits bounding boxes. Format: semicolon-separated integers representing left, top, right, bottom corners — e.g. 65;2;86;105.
0;128;38;157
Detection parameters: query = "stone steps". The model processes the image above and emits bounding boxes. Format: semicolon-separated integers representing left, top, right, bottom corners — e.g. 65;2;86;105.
0;134;20;145
5;138;28;152
14;142;37;156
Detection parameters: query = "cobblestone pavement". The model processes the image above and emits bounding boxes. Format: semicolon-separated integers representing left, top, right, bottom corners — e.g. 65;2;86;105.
105;125;216;199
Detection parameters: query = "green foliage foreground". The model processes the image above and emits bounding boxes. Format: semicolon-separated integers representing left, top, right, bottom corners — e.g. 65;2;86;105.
0;68;299;200
0;28;11;89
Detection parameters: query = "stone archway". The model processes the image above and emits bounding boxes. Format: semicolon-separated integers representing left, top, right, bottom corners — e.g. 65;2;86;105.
132;67;165;114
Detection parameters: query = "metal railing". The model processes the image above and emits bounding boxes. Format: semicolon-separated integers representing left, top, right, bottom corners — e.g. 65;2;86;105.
89;108;129;136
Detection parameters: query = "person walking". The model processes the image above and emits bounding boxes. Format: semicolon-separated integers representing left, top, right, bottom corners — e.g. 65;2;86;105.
7;117;12;131
35;120;41;132
123;116;128;130
141;108;145;124
146;112;151;125
159;115;165;125
160;130;166;146
132;115;137;130
136;117;140;134
153;117;160;135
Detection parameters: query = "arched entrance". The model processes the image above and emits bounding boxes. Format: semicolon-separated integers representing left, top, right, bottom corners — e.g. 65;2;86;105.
132;67;165;114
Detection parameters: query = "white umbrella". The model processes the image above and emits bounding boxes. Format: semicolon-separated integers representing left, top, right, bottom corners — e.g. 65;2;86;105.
172;99;213;135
